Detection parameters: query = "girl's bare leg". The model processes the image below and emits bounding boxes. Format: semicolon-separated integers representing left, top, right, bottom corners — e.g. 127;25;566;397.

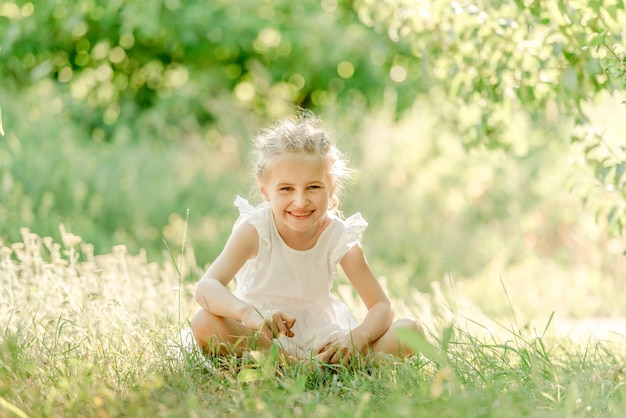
369;317;424;357
190;308;274;356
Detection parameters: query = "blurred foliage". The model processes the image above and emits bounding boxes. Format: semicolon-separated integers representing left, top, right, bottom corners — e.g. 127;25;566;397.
3;87;625;295
0;0;625;290
1;0;623;136
0;87;247;263
0;0;403;141
333;102;626;296
355;0;626;232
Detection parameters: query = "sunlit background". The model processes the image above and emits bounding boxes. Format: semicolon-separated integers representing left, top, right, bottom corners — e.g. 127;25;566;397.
1;0;625;323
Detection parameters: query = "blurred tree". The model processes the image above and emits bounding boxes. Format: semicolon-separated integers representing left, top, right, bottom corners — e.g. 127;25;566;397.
0;0;402;142
354;0;626;234
0;0;624;234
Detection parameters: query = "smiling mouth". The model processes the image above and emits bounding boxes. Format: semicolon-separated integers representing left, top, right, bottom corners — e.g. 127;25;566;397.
288;210;313;218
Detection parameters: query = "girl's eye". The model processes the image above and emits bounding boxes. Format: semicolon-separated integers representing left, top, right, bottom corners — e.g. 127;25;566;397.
280;187;293;191
308;185;321;190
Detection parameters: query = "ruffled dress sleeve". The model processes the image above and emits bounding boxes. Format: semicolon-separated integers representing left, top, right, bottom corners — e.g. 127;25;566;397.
329;213;368;277
233;195;271;249
233;195;256;217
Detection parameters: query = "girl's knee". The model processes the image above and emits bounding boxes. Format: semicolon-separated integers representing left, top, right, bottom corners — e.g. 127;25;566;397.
369;317;423;357
391;317;424;357
190;309;215;339
392;316;424;336
190;309;258;356
190;309;226;354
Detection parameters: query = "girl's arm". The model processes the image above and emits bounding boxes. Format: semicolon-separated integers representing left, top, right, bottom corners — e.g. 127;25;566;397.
194;219;295;337
339;243;394;350
194;219;260;324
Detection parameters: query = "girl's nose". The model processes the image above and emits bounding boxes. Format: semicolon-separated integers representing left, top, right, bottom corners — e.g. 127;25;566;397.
294;193;309;207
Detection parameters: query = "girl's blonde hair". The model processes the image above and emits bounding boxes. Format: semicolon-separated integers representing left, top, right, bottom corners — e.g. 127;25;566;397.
252;110;350;211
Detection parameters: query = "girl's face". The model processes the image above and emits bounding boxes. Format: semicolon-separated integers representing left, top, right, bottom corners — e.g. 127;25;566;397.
258;153;333;236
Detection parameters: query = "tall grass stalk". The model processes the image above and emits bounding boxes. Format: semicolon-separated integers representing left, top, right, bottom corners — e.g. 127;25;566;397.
162;208;190;338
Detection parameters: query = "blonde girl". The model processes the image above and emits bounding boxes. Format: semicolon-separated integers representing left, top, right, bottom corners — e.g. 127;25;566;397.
191;111;421;363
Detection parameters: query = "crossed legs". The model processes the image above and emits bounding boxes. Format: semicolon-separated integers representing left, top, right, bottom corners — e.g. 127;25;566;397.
190;308;423;359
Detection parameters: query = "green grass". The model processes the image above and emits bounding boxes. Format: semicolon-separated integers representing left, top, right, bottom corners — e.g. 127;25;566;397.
1;230;624;417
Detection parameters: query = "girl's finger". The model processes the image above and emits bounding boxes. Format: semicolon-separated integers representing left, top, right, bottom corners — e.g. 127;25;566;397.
283;321;295;337
282;313;296;328
321;346;336;363
260;324;274;340
272;313;289;335
331;347;351;365
262;319;278;338
316;341;331;354
330;349;343;364
340;349;352;365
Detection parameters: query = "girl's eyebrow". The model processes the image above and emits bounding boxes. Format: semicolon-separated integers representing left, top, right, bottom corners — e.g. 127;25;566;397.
276;180;323;186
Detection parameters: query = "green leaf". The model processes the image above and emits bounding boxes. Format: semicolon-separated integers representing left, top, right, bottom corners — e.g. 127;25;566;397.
600;166;612;184
247;350;264;363
562;67;578;92
288;374;307;394
615;162;625;184
268;343;279;362
587;32;606;47
564;382;581;416
396;327;446;365
237;368;264;383
441;325;454;353
0;397;29;418
608;206;617;224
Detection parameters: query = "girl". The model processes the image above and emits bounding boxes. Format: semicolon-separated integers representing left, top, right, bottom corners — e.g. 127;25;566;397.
191;111;421;364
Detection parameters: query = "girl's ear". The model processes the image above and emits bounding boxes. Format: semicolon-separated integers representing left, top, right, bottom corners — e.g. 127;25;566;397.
327;184;338;210
257;177;269;201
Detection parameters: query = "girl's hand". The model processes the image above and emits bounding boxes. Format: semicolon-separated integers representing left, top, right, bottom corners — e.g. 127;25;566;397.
314;333;366;365
243;309;296;340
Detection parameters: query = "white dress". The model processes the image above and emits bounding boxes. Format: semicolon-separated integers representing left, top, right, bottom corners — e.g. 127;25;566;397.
233;196;367;358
